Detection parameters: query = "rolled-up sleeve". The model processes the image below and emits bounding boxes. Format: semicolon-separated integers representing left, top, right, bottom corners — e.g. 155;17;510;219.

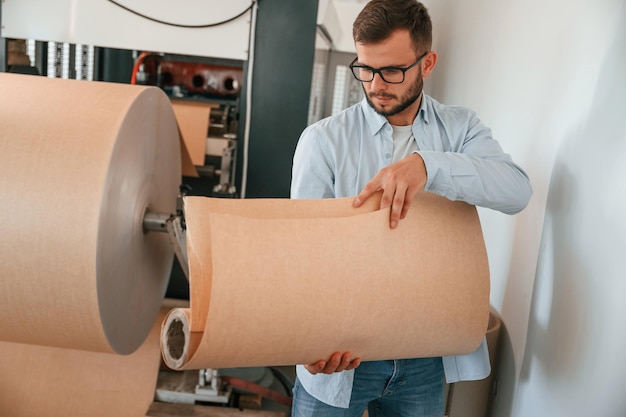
291;125;336;199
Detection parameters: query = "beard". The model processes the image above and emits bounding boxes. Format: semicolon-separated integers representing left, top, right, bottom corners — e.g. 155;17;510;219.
364;71;424;117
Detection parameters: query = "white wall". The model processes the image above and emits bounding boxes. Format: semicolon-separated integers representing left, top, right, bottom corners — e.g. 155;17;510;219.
423;0;626;415
329;0;626;415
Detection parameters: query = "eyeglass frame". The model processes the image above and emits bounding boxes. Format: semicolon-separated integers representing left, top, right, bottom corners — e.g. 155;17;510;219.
349;51;430;84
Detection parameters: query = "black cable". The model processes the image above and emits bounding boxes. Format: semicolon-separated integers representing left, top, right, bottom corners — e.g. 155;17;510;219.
105;0;255;29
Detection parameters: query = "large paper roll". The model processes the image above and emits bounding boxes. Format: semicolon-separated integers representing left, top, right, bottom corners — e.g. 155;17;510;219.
161;191;490;370
0;73;180;355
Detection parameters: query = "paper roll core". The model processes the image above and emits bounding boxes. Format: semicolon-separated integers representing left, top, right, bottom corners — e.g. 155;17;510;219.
166;319;186;360
162;308;191;369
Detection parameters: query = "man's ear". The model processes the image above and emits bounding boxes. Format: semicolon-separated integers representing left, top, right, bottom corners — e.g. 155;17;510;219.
421;51;438;78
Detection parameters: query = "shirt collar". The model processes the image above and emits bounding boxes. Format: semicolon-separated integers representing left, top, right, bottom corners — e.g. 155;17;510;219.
360;93;430;136
418;93;429;124
360;98;388;135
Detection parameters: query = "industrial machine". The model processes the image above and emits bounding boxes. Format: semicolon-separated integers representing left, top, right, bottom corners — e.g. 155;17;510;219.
153;367;293;411
133;52;243;198
130;41;269;417
202;103;239;196
0;2;291;415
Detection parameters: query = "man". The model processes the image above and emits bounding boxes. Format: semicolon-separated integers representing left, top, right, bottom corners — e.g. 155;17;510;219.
290;0;532;416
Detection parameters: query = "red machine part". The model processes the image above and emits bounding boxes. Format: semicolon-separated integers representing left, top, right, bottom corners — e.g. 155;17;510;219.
131;52;243;98
159;61;242;97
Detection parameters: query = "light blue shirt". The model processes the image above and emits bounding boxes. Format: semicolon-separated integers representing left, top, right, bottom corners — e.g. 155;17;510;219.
290;95;532;408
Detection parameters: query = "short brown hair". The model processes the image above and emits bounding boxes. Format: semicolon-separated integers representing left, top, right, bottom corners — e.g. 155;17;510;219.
353;0;432;53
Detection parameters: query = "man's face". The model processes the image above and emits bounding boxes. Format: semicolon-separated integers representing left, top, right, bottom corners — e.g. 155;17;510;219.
363;65;423;118
355;30;428;121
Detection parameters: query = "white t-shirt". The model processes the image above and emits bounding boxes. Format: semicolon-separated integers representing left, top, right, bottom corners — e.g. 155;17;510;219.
391;123;417;162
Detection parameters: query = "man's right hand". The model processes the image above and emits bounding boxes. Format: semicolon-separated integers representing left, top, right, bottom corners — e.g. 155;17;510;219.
304;352;362;375
353;153;427;229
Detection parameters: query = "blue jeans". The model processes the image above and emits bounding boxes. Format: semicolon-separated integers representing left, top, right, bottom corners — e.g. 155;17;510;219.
292;358;444;417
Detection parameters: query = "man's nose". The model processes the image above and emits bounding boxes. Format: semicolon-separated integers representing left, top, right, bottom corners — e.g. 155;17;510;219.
370;72;387;89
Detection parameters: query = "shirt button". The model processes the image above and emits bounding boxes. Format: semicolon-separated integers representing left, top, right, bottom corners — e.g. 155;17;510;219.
385;153;391;159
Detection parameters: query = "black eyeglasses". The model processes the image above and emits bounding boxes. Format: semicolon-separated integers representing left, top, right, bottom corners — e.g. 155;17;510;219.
349;51;429;84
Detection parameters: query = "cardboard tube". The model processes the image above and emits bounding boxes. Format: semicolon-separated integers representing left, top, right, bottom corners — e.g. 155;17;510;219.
161;191;490;370
0;73;180;354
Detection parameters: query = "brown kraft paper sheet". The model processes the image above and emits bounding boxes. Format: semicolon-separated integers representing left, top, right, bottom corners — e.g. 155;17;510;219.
171;99;218;168
161;191;490;370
